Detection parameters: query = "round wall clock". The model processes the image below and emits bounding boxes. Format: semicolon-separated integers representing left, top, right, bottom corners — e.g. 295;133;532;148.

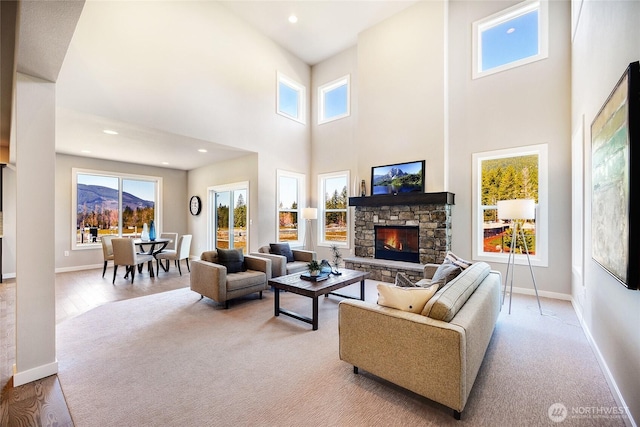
189;195;202;216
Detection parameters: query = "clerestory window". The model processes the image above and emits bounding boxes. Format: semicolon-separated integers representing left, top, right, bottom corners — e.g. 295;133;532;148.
277;72;306;124
318;75;350;124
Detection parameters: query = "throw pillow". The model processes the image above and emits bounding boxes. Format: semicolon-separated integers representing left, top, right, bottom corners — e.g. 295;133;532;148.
216;248;246;273
269;243;295;263
444;251;473;269
377;283;439;314
395;272;417;287
431;262;463;289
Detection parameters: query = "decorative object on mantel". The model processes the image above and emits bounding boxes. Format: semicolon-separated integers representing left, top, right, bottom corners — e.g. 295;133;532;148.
149;220;156;241
141;223;149;241
360;179;366;197
497;199;542;315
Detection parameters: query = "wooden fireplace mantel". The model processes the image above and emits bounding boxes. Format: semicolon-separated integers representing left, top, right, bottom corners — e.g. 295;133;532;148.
348;192;455;207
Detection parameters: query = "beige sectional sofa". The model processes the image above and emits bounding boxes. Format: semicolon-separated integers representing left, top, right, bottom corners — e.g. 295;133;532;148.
338;261;501;419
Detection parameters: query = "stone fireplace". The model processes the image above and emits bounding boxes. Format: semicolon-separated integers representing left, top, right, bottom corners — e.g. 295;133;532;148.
345;192;454;283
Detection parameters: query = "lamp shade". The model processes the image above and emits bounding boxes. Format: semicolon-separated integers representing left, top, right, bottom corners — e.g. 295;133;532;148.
302;207;317;220
497;199;535;220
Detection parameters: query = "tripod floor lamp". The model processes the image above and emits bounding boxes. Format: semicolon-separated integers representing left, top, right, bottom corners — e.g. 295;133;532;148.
497;199;542;315
302;207;317;251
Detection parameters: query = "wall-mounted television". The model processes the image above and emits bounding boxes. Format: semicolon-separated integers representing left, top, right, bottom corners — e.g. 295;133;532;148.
371;160;425;195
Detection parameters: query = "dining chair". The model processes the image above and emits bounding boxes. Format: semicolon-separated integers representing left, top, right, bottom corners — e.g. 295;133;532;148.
155;234;192;276
160;232;178;251
100;235;116;278
112;238;155;284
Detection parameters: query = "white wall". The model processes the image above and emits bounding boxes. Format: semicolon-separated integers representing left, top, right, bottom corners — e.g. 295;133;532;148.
572;0;640;422
448;0;572;296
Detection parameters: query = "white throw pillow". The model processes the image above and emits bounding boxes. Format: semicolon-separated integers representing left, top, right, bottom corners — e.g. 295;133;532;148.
377;283;439;314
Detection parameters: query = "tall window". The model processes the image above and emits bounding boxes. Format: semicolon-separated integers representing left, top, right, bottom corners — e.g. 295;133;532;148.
472;0;548;79
277;170;305;244
318;171;349;246
277;72;306;124
318;75;350;124
472;144;548;266
210;182;249;253
73;169;161;249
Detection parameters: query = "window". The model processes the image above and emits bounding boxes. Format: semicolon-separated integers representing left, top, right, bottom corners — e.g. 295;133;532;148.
277;72;306;124
209;182;249;253
471;144;548;266
277;170;305;244
472;0;548;79
318;171;349;246
73;169;161;249
318;75;350;124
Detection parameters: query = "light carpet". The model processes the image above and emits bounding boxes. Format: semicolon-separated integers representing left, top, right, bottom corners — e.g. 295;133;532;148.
56;282;629;426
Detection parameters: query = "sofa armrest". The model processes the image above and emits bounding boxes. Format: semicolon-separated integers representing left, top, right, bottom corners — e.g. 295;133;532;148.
423;263;440;279
190;259;227;302
292;249;316;263
244;255;272;279
250;252;286;277
338;299;466;411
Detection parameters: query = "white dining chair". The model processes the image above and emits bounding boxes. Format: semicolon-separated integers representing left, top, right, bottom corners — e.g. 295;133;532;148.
112;238;155;284
100;235;116;278
156;234;192;276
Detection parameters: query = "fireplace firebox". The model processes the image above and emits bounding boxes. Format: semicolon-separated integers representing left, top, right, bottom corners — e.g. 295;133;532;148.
374;225;420;263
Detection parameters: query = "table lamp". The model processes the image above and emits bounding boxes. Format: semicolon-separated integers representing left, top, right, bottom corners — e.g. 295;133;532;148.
497;199;542;315
302;207;317;251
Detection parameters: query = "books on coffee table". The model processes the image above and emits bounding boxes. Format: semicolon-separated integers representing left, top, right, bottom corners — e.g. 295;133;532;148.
300;272;329;282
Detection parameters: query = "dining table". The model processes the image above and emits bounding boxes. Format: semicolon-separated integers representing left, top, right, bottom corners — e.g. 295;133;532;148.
131;238;172;277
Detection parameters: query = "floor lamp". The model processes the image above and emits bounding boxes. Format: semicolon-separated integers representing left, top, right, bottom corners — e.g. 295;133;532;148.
497;199;542;315
302;207;317;251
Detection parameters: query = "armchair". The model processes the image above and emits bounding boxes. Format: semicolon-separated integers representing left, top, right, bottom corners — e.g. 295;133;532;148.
252;244;316;278
190;250;272;308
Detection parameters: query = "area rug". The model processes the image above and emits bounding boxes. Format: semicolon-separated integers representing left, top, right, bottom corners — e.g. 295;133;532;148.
56;283;627;426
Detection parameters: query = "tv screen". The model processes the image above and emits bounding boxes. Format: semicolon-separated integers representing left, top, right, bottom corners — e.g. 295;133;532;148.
371;160;425;195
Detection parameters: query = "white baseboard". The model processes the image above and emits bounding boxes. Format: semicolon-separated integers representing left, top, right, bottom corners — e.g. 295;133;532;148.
13;360;58;387
508;285;572;301
571;298;637;427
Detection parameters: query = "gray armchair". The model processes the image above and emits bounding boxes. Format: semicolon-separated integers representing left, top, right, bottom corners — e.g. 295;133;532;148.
251;244;316;278
190;250;271;308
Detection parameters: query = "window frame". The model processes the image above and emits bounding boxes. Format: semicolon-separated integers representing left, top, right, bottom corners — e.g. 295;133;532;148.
472;0;549;80
318;170;350;248
318;74;351;124
276;169;306;246
471;144;548;266
276;72;306;124
72;168;162;251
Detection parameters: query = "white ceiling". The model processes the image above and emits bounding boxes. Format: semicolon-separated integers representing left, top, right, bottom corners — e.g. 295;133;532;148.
17;1;418;170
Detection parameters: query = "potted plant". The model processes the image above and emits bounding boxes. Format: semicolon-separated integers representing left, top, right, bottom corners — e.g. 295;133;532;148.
307;259;321;276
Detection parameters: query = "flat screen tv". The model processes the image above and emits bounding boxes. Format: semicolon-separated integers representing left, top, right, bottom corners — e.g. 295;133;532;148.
371;160;425;196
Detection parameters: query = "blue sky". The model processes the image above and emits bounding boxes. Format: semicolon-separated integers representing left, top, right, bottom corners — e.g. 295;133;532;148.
482;10;538;71
78;174;156;201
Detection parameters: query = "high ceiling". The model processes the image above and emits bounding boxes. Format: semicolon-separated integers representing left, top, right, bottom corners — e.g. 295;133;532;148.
15;1;418;170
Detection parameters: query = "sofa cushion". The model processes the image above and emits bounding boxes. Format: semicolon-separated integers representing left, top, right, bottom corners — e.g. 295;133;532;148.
431;263;463;289
444;251;473;269
270;243;294;262
377;283;438;314
422;262;491;321
226;270;266;291
286;261;308;275
217;248;247;273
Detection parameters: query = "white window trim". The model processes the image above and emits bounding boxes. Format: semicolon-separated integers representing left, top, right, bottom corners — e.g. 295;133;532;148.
276;169;306;246
317;170;350;248
276;71;306;124
72;168;162;251
318;74;351;125
472;0;549;80
471;144;548;267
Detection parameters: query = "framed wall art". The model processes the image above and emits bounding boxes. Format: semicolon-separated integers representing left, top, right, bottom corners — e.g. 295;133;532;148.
591;61;640;290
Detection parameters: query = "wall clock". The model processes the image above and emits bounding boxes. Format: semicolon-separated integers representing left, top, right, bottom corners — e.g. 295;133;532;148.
189;195;202;216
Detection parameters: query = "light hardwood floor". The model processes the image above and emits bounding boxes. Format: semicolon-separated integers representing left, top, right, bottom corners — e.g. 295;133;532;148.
0;261;191;426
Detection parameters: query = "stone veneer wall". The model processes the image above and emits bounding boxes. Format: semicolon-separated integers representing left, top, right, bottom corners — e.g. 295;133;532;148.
353;203;452;264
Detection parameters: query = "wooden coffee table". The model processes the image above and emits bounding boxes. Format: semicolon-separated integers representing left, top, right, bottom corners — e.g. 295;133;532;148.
268;268;370;330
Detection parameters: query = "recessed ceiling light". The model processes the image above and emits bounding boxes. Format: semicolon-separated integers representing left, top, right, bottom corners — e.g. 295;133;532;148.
198;149;208;153
288;15;298;24
103;129;118;135
161;161;169;165
81;149;91;154
506;28;515;34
